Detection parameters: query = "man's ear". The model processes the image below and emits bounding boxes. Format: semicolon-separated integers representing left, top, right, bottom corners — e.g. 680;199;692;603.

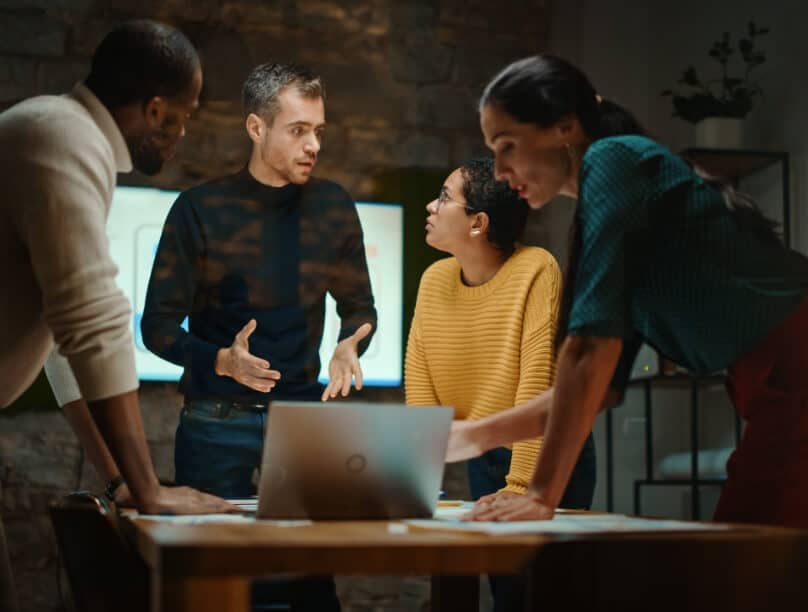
245;113;265;144
142;96;168;129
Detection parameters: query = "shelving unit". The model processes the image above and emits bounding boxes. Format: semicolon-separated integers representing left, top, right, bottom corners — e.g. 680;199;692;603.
681;148;790;246
629;373;737;520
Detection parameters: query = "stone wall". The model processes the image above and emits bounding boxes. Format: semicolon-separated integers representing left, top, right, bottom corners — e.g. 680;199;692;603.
0;0;549;195
0;1;551;610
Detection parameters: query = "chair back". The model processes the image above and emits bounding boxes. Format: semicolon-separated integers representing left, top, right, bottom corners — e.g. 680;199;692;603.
49;492;148;612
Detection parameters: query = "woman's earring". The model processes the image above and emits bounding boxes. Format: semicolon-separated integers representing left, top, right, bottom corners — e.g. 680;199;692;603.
471;229;481;236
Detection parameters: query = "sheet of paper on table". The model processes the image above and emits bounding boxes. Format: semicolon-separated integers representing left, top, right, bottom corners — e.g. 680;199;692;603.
134;499;310;527
131;499;728;533
410;506;731;535
134;514;314;526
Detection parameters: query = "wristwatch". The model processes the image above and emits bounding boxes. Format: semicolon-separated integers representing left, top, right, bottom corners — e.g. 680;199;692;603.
104;475;125;502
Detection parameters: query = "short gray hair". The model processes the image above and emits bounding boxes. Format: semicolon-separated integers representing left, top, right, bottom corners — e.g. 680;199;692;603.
242;62;325;123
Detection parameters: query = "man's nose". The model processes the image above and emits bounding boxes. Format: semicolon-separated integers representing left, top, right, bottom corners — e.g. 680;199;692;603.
304;134;320;155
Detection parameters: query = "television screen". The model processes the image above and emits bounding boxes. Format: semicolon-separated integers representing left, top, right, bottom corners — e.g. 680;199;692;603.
107;185;403;386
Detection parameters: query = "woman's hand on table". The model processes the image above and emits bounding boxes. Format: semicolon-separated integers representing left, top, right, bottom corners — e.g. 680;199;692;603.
464;490;555;521
472;490;521;509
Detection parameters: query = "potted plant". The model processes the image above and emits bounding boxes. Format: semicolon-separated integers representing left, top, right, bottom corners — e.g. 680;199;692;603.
661;21;769;148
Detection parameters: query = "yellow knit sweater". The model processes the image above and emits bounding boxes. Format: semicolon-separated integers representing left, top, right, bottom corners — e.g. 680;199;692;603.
405;245;561;494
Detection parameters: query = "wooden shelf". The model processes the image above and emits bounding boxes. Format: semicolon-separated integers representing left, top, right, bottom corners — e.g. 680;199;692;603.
627;373;726;389
680;148;787;181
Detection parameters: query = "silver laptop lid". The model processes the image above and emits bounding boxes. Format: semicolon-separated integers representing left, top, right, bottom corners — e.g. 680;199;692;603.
257;401;453;520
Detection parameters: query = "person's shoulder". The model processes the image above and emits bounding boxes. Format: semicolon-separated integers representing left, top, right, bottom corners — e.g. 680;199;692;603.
585;134;666;162
420;256;459;287
303;177;352;202
2;94;105;159
509;246;561;283
581;136;677;205
180;170;245;202
512;245;559;268
301;178;359;227
5;93;90;126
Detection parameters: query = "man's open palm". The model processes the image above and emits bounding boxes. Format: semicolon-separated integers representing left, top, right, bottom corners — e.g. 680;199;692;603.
215;319;281;392
321;322;373;401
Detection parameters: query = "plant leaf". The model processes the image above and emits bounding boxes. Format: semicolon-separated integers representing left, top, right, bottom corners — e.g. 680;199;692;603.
664;22;769;121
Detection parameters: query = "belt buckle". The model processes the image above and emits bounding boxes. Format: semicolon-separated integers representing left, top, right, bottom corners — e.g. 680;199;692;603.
232;402;267;412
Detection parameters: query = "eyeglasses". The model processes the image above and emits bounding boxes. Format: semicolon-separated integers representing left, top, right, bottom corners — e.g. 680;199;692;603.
436;189;475;214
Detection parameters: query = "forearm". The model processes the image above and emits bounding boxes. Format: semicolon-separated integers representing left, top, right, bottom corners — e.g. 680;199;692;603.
469;381;621;455
474;388;554;452
87;391;161;513
528;336;622;507
142;315;223;385
334;221;377;357
337;308;377;357
141;315;198;365
63;399;122;483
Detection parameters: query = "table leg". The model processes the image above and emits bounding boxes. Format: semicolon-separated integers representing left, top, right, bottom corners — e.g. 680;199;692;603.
431;575;479;611
150;572;250;612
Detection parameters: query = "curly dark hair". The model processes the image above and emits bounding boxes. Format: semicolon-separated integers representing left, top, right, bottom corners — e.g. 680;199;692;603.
459;157;529;257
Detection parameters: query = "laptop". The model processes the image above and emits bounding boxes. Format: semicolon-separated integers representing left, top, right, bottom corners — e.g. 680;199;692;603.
255;401;453;520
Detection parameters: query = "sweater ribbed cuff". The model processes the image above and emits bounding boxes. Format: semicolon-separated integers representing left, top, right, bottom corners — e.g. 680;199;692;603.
500;482;528;495
69;344;139;402
44;350;82;407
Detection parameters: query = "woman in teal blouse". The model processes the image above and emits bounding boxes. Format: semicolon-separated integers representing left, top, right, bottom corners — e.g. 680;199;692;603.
448;54;808;528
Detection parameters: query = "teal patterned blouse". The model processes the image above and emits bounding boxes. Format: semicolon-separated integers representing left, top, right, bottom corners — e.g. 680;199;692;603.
567;135;808;387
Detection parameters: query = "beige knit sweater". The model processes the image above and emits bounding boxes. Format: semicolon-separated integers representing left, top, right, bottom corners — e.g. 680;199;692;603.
0;83;137;407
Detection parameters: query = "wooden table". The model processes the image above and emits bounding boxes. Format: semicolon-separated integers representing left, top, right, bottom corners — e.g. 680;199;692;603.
123;515;808;612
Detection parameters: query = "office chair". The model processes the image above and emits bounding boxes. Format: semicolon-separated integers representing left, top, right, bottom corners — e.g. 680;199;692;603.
49;492;148;612
0;516;19;612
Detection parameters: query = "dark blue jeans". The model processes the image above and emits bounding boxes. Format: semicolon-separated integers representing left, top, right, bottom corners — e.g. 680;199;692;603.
175;401;341;612
466;433;597;612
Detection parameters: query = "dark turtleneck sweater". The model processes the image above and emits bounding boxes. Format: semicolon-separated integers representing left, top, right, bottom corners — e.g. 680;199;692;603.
141;168;377;401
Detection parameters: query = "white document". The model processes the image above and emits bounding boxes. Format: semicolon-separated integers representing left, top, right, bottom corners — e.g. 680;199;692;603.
409;511;730;535
135;514;256;524
135;510;312;527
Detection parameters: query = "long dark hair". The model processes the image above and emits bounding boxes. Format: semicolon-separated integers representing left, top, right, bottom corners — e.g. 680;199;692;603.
481;55;645;351
480;55;645;139
481;54;780;352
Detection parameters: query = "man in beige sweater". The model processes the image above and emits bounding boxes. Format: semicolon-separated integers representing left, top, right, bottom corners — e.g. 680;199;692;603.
0;19;231;560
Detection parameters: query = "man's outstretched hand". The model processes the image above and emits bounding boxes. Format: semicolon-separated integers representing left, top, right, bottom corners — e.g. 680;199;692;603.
321;322;373;401
215;319;281;392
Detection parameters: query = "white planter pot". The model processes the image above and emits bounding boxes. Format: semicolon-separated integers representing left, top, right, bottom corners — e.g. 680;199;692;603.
694;117;744;149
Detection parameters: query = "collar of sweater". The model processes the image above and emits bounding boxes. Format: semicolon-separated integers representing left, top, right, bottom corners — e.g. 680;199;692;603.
70;82;133;174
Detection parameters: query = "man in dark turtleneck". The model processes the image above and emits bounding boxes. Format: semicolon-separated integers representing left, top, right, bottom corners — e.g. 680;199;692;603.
141;63;377;611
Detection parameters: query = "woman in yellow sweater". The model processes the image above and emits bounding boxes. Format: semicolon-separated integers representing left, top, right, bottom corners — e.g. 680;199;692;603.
405;157;595;508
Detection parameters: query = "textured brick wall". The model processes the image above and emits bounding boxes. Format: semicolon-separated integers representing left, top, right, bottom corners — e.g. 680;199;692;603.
0;1;550;610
